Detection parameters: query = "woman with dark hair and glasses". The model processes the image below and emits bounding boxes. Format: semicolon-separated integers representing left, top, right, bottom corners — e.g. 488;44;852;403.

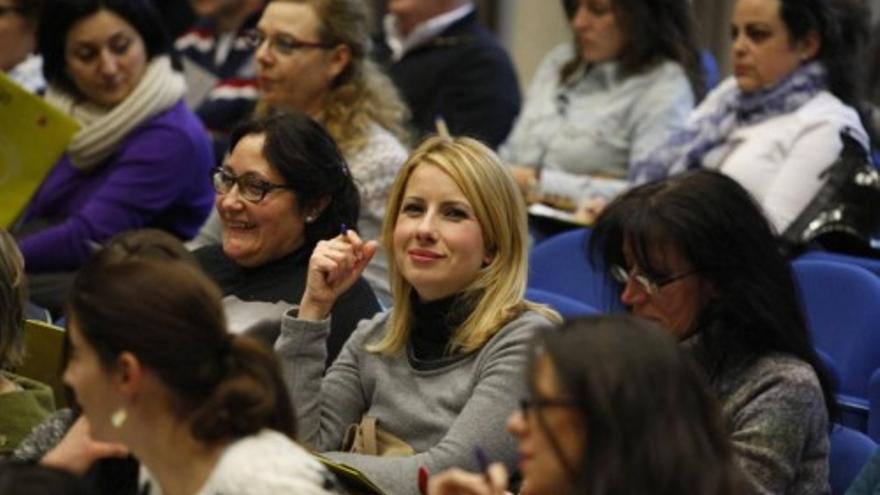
500;0;703;222
190;0;410;306
193;113;380;366
428;315;745;495
590;169;835;493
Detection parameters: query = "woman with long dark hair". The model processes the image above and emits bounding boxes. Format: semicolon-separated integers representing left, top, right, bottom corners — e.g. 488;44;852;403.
500;0;703;216
591;169;834;493
428;316;745;495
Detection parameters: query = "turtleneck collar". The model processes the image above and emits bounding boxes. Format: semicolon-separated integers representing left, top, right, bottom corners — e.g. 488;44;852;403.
408;291;478;368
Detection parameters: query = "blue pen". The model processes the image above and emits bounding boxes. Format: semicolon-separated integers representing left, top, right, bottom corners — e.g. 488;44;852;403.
474;445;491;483
340;223;347;236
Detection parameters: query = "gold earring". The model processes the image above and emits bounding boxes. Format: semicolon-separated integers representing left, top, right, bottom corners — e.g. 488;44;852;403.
111;408;127;428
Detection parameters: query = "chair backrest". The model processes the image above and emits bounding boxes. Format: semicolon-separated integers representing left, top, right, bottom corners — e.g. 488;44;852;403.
528;228;623;312
17;319;66;407
798;250;880;278
525;288;598;320
792;260;880;401
830;423;878;495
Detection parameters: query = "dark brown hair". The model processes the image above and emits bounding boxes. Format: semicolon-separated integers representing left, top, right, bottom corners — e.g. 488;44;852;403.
560;0;704;100
536;315;745;494
66;229;295;442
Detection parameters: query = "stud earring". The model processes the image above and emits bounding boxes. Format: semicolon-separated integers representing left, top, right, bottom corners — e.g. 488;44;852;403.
111;408;127;428
305;215;315;224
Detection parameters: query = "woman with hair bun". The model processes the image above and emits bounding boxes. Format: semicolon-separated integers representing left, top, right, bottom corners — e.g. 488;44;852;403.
60;230;342;494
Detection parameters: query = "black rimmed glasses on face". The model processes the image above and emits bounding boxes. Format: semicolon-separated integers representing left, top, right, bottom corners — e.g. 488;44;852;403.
609;264;700;296
519;398;578;420
212;168;293;204
243;29;335;56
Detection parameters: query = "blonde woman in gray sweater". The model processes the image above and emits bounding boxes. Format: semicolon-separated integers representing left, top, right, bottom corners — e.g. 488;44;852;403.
275;136;559;495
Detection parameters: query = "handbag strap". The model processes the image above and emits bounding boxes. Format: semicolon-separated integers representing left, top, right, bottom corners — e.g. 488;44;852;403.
361;416;378;456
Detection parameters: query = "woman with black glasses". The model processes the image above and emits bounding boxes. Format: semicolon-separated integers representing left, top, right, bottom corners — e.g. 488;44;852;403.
590;169;835;493
428;315;744;495
193;113;380;366
190;0;410;307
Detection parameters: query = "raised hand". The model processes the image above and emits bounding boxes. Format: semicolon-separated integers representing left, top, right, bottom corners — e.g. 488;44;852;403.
299;229;378;320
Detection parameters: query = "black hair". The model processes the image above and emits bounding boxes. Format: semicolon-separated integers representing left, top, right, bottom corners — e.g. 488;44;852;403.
535;315;745;494
561;0;705;100
66;229;296;443
227;113;361;251
778;0;869;107
38;0;177;96
589;169;836;422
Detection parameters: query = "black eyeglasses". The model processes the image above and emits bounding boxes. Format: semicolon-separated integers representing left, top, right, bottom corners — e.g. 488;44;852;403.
519;398;578;420
609;264;700;296
212;168;293;203
244;29;335;56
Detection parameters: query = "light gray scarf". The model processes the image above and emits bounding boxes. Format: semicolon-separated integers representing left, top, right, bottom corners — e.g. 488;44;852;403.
45;56;186;171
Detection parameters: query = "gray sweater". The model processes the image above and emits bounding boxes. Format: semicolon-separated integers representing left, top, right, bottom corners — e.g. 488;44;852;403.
713;353;830;494
275;309;554;495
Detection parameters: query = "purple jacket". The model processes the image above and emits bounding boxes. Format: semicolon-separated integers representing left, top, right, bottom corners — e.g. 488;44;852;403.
18;100;215;272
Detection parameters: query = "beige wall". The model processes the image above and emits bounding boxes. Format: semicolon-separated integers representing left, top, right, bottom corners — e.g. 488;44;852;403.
502;1;569;89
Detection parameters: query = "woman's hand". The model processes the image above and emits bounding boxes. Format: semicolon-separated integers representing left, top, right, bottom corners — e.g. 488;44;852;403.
40;416;129;475
299;229;378;320
428;463;511;495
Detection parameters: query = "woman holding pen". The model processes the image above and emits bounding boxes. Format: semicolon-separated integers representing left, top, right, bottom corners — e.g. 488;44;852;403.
427;316;745;495
275;135;560;495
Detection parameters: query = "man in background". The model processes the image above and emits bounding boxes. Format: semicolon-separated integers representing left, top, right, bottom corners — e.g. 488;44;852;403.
175;0;264;158
374;0;521;148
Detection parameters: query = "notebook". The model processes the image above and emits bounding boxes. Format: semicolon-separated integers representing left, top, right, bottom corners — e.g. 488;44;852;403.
0;72;79;228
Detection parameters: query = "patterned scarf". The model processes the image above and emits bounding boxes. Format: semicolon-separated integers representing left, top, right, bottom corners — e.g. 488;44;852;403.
629;61;828;184
45;56;186;171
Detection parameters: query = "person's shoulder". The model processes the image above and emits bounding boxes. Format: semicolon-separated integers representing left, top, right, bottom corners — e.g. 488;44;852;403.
741;353;823;392
486;309;557;347
360;122;408;160
209;430;341;494
794;91;868;139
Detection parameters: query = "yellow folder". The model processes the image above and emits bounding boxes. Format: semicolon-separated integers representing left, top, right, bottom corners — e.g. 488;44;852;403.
0;72;79;228
313;453;388;495
18;319;67;408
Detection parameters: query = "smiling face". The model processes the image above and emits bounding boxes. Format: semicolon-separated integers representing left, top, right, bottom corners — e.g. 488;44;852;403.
619;241;711;340
571;0;625;64
391;163;490;301
508;354;585;495
63;315;123;442
64;9;148;107
730;0;818;93
254;2;346;116
216;133;306;267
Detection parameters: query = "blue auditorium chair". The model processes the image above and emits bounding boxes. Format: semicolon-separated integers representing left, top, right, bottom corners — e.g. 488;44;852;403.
528;228;623;313
525;288;598;320
830;424;878;494
792;259;880;437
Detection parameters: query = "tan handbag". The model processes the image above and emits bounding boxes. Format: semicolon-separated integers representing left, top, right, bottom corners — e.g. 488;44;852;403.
342;416;414;457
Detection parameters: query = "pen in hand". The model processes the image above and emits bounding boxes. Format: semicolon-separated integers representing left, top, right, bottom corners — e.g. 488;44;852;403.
474;445;491;484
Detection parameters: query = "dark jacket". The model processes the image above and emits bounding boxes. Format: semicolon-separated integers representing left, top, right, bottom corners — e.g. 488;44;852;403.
374;10;521;149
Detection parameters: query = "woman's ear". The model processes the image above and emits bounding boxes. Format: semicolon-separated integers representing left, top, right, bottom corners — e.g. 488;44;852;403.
797;29;821;61
326;44;352;81
114;352;143;401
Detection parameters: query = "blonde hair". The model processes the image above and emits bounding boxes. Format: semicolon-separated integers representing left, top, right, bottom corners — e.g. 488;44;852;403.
259;0;410;154
370;136;560;355
0;229;26;369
